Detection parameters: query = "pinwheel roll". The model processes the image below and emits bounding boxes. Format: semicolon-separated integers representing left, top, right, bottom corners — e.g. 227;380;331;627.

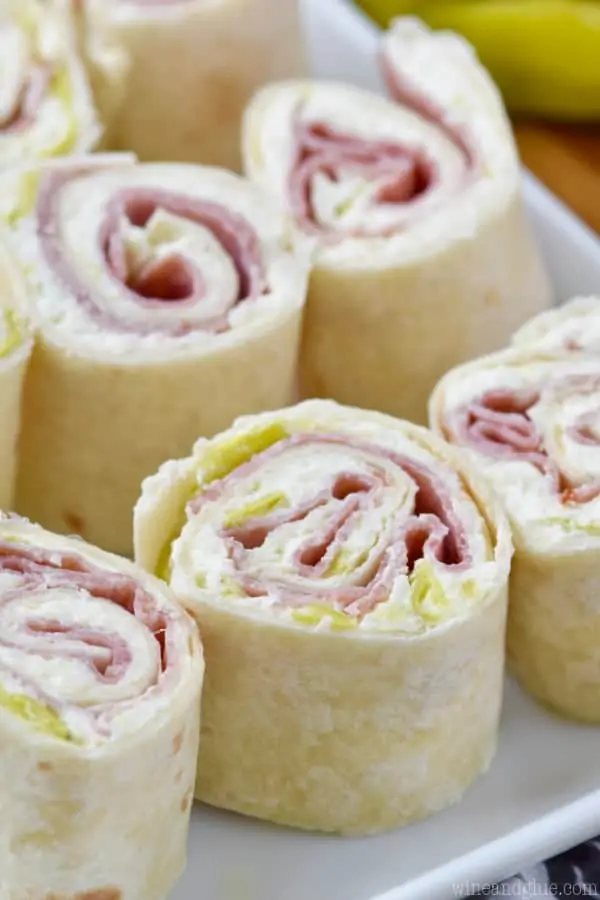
0;514;203;900
242;18;552;424
0;0;100;167
72;0;306;170
4;156;309;557
0;243;32;511
512;295;600;353
430;348;600;723
134;398;511;835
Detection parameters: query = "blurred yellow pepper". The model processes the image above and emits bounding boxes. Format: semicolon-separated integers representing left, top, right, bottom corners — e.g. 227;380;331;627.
356;0;600;120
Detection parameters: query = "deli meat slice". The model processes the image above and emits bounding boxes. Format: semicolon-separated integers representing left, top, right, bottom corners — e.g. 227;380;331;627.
0;515;203;900
133;398;511;834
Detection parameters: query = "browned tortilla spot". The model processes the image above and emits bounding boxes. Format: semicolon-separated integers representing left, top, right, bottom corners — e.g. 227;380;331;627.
63;511;85;535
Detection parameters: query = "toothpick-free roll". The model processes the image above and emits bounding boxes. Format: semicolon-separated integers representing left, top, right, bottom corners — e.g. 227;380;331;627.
72;0;306;170
431;345;600;722
134;398;511;835
242;18;552;423
4;156;310;555
0;514;203;900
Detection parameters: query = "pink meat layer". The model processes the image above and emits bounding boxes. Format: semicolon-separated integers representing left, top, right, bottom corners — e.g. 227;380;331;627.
0;61;52;134
289;120;436;238
35;167;268;335
0;539;179;728
288;53;474;238
446;386;600;504
188;431;471;618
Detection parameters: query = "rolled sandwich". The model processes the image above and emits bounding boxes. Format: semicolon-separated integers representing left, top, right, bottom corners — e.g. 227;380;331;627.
0;0;100;167
430;347;600;722
512;294;600;353
0;241;32;511
242;17;552;424
72;0;306;170
3;155;310;557
134;398;512;834
0;513;203;900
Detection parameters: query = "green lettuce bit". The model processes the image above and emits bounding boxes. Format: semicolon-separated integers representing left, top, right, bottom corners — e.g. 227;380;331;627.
4;65;77;227
223;491;288;529
325;548;352;577
543;517;600;537
155;528;178;582
0;686;73;742
221;575;244;598
0;309;23;357
43;67;78;157
461;578;479;601
6;170;40;227
198;422;289;486
334;182;369;218
410;561;449;624
326;544;374;577
292;604;358;631
154;506;189;583
157;422;289;582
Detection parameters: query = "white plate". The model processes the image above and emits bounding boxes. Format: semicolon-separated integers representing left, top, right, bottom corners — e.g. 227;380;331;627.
173;3;600;898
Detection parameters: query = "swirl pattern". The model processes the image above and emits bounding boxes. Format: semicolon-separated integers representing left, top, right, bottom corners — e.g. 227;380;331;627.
0;519;199;744
7;156;308;555
241;19;552;425
431;346;600;722
176;429;483;630
37;165;268;337
135;399;511;834
0;516;203;900
436;354;600;543
0;0;99;165
246;80;470;243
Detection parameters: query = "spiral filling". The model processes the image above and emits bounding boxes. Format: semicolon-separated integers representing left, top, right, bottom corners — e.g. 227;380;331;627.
280;63;474;239
289;120;438;237
164;420;498;633
0;536;181;745
445;378;600;505
36;167;269;336
0;18;75;156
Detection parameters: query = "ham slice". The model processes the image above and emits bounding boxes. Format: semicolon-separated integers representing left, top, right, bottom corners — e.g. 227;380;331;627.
380;52;475;168
0;539;170;676
0;63;52;134
188;431;470;617
286;52;475;239
289;120;435;237
447;388;600;505
35;168;268;336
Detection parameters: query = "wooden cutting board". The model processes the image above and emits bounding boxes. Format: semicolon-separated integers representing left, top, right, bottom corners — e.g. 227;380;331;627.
514;122;600;236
